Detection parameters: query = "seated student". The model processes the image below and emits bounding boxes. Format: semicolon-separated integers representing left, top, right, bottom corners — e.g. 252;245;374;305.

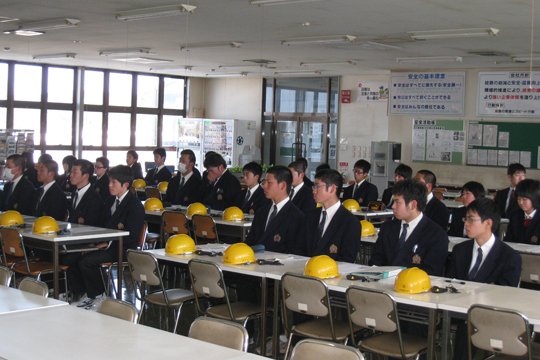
164;149;201;206
198;153;241;211
296;169;361;263
288;161;317;214
245;166;304;253
369;179;448;276
296;157;314;189
144;147;172;186
93;157;111;200
57;155;76;192
126;149;144;180
494;162;526;218
381;163;412;207
415;170;450;231
504;179;540;244
446;198;521;360
68;159;104;227
33;159;68;221
236;161;270;214
22;151;39;187
448;181;485;237
0;154;35;215
68;165;145;308
342;159;378;206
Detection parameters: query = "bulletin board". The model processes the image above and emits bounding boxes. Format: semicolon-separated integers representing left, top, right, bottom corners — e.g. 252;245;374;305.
411;119;465;164
467;121;540;169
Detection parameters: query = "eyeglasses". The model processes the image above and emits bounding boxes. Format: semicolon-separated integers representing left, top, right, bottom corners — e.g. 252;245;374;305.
354;170;364;174
95;166;105;169
462;217;482;223
312;184;328;191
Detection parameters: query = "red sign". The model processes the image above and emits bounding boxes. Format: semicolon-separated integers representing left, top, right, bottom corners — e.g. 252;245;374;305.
341;90;351;103
339;162;349;173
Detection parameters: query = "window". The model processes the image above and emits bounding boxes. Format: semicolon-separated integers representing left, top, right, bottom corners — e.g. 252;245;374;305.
0;63;7;100
162;115;181;147
14;64;41;102
82;112;102;146
84;70;104;105
48;67;74;103
107;113;131;146
164;77;184;109
109;72;132;107
135;114;157;147
46;110;72;145
47;150;74;167
13;108;41;145
0;107;6;129
82;150;103;163
137;75;159;108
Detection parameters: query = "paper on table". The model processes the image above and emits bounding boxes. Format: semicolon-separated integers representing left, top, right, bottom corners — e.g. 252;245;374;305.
339;263;369;274
197;244;229;252
68;227;110;234
258;255;310;262
525;246;540;253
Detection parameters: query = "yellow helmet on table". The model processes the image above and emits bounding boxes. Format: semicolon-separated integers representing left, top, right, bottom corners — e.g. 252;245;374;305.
304;255;340;279
165;234;196;255
133;179;146;189
343;199;360;212
32;216;60;234
222;206;244;221
157;181;169;192
0;210;24;226
223;243;255;265
144;198;164;211
187;202;208;217
394;267;431;294
360;220;376;237
316;203;323;208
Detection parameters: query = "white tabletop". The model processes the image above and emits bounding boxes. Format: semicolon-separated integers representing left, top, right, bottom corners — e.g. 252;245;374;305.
0;285;68;315
353;209;394;219
441;199;463;209
145;209;253;228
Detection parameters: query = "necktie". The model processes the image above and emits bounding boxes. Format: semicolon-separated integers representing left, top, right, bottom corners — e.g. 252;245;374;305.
35;187;44;210
179;176;185;190
398;223;409;248
244;189;251;207
265;205;278;230
317;210;327;242
525;216;532;227
289;188;295;200
468;248;483;281
507;189;515;211
111;199;120;215
5;182;13;205
72;191;79;209
353;184;359;199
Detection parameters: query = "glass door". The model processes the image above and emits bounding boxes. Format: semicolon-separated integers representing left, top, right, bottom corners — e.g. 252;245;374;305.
300;116;327;180
274;117;298;166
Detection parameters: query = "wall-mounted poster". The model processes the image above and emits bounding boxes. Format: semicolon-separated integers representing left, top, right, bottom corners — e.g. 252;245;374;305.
412;119;464;164
356;81;389;102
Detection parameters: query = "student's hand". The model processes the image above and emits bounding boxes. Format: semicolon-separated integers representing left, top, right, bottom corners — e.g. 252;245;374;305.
95;242;109;248
207;171;218;183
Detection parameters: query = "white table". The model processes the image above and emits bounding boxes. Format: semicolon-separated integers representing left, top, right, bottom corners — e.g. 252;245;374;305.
352;209;394;221
0;305;268;360
441;199;463;209
0;285;68;315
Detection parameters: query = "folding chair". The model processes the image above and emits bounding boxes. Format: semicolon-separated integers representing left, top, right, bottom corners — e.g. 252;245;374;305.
0;266;12;287
145;187;161;200
19;277;49;297
433;191;444;201
127;249;194;333
98;297;139;323
162;211;190;238
290;339;364;360
520;253;540;287
192;214;219;245
189;316;249;351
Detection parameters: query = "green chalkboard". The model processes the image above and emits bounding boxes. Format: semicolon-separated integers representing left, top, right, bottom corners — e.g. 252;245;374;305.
412;119;465;165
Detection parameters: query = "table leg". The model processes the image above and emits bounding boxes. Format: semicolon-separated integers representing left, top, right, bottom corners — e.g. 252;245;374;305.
53;243;59;299
272;279;280;359
427;308;437;360
117;237;123;300
261;276;267;357
441;310;451;360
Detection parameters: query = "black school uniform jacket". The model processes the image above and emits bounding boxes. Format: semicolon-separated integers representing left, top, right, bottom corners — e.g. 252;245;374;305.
290;184;317;214
23;167;39;188
424;196;450;231
32;182;68;221
448;206;467;237
342;181;378;206
57;173;73;192
198;170;241;211
245;201;305;254
446;237;521;286
93;174;111;200
144;166;172;186
164;171;202;206
0;177;35;215
494;187;520;218
504;209;540;244
237;186;271;214
370;215;449;276
131;162;144;180
382;187;393;207
68;186;104;227
297;205;361;263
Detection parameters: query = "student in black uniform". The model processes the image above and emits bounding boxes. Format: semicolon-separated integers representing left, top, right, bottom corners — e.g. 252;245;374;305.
370;179;449;276
447;198;521;360
144;147;172;186
296;169;361;263
0;154;35;215
198;153;241;211
415;169;450;231
237;161;270;214
126;149;144;180
504;179;540;244
342;159;378;206
57;155;76;192
33;159;68;221
448;181;485;237
296;157;314;189
93;157;111;200
245;165;304;253
164;149;202;206
288;161;317;214
494;162;526;218
68;159;104;227
21;151;39;187
381;163;412;207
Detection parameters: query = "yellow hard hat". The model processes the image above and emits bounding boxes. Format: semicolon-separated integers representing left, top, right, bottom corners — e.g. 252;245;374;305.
360;220;376;237
165;234;196;255
187;202;208;217
304;255;341;279
343;199;360;211
316;203;323;208
144;198;164;211
223;243;255;265
0;210;24;227
133;179;146;189
32;216;60;234
157;181;169;192
222;206;244;221
394;267;431;294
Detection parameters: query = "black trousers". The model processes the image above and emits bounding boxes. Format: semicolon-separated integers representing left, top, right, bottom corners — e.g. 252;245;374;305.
62;250;116;298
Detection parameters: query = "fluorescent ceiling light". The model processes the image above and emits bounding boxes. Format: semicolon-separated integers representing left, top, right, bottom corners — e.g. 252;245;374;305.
112;57;173;64
511;55;540;62
281;35;355;45
115;4;196;21
361;41;403;50
180;42;242;51
4;18;80;35
99;48;156;56
0;16;19;23
150;66;193;71
274;70;322;75
219;64;268;69
408;28;499;40
206;72;248;77
396;56;463;63
249;0;323;6
4;30;44;36
300;60;356;66
33;53;76;60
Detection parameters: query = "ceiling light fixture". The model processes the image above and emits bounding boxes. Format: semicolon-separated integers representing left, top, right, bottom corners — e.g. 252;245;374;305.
206;72;248;77
300;60;356;66
99;48;156;56
281;35;355;45
361;41;403;50
4;18;80;35
249;0;323;6
511;55;540;62
274;70;322;75
112;57;173;64
150;66;193;71
219;64;268;69
33;53;76;60
180;42;242;51
407;28;499;40
396;56;463;63
115;4;196;21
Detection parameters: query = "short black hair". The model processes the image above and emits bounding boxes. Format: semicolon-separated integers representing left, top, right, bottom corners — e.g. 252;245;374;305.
180;149;196;164
395;164;413;180
516;179;540;209
288;161;305;175
203;153;226;169
462;181;485;200
21;151;34;168
72;159;94;177
354;159;371;173
62;155;77;171
296;157;308;168
315;169;342;196
392;179;427;211
467;198;501;234
243;161;263;181
38;153;52;165
267;165;292;194
96;157;109;170
7;154;24;169
153;147;166;158
205;151;217;159
127;149;139;160
41;159;59;176
316;163;331;172
417;169;436;188
109;165;134;187
507;163;526;175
